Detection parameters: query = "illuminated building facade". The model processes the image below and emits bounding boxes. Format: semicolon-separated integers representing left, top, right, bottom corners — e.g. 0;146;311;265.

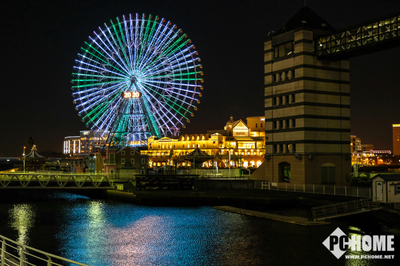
63;136;80;155
256;7;351;185
63;130;107;155
140;116;266;168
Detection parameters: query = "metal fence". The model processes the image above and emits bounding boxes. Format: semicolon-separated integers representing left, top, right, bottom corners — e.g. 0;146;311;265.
259;182;371;198
0;234;88;266
311;198;381;221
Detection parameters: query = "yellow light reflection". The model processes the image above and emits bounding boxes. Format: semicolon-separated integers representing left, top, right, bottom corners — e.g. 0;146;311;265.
344;226;372;266
9;204;36;245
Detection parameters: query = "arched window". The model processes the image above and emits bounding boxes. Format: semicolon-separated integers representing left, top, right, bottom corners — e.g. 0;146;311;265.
279;162;291;182
321;163;336;184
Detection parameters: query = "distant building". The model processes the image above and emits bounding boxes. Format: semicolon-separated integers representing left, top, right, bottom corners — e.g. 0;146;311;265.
63;136;80;155
361;144;374;152
351;135;362;153
393;124;400;156
63;130;107;155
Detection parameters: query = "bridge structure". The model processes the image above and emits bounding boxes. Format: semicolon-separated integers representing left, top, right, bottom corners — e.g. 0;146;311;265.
317;12;400;60
0;172;117;189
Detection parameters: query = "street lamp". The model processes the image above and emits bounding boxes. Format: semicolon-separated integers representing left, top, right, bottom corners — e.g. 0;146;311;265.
23;146;26;173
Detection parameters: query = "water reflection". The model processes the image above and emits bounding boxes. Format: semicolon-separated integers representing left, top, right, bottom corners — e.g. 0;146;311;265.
0;191;399;266
8;204;36;245
345;226;378;266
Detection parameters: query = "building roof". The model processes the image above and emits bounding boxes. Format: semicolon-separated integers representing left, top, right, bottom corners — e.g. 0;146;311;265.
25;150;44;158
276;6;335;34
372;174;400;182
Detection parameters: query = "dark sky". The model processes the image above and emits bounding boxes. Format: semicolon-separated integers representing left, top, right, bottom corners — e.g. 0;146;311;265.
1;0;400;156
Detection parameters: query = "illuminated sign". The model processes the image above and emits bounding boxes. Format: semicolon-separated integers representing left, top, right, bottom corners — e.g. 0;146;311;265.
122;91;142;98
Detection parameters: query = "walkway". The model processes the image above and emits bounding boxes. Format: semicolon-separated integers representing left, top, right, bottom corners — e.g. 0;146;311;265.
214;206;330;226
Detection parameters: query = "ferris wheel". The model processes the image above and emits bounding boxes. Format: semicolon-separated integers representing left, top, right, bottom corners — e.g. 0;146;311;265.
71;13;203;147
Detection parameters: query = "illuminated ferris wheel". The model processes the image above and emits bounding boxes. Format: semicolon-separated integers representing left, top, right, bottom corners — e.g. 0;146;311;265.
71;13;203;147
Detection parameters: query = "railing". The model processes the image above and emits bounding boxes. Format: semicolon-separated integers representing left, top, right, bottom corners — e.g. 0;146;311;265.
0;173;113;189
311;198;382;221
260;182;371;198
0;234;88;266
176;169;250;179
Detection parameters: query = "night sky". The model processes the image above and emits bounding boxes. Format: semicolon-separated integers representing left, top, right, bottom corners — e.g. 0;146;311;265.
1;0;400;157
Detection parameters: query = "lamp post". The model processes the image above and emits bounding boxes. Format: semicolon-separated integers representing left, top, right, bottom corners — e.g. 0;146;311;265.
23;146;26;173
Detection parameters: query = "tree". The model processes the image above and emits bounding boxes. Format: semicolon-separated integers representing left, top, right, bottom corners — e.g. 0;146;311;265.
27;136;35;149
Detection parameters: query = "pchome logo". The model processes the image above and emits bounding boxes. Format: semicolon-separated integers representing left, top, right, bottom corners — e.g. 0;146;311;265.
323;227;395;259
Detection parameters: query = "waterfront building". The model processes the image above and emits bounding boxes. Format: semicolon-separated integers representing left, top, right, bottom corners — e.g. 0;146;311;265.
87;153;104;173
140;116;266;169
254;7;351;184
103;146;141;177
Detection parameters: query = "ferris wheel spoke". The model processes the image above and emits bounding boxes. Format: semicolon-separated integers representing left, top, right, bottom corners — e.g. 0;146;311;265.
85;96;123;125
80;42;124;73
141;48;197;78
140;83;192;121
139;86;184;130
83;38;129;76
137;20;172;72
124;15;135;72
95;30;130;75
73;58;127;80
74;83;126;104
140;81;198;106
79;84;124;115
72;81;125;99
112;17;132;71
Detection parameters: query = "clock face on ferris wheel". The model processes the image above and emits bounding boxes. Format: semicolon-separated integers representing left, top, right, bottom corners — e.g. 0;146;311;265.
71;13;203;146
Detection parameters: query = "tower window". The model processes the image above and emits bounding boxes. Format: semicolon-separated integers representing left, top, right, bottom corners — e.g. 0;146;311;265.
274;42;294;59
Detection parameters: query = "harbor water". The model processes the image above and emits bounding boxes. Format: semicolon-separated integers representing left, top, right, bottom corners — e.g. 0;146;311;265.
0;190;399;266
